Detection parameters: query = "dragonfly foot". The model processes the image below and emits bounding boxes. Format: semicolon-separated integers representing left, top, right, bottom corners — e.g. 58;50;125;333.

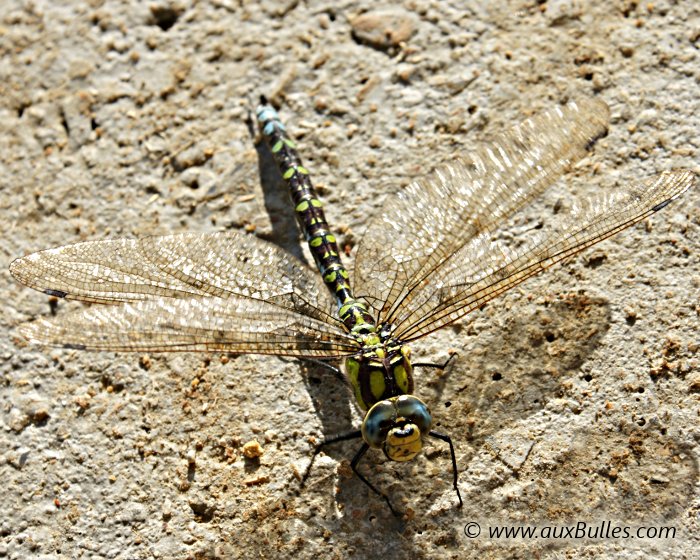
413;351;458;371
300;430;363;488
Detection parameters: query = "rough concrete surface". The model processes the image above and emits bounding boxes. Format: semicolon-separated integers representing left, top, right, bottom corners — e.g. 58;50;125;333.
1;1;698;559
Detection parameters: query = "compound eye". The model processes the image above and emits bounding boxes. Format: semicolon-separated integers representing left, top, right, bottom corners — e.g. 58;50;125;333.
395;395;432;433
361;400;396;448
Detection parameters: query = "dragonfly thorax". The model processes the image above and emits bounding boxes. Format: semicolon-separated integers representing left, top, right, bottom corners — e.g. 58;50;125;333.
345;333;414;412
361;395;433;462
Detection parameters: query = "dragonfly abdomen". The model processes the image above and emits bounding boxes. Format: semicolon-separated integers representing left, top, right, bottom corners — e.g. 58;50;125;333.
256;100;375;334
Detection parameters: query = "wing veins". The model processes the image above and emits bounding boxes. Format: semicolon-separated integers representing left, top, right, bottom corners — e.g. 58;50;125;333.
394;170;694;342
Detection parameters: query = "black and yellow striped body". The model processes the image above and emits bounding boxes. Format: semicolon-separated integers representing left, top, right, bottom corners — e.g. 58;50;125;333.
256;101;416;412
346;335;414;412
256;103;375;335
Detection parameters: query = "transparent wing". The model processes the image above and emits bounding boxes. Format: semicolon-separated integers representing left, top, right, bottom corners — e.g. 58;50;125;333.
11;231;357;357
10;231;337;322
391;170;694;342
17;295;358;357
354;97;611;324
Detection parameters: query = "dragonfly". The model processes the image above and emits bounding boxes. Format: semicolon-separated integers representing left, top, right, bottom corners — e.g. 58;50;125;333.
10;95;694;515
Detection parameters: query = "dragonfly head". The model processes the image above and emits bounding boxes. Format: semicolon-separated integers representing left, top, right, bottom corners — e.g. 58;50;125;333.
361;395;433;462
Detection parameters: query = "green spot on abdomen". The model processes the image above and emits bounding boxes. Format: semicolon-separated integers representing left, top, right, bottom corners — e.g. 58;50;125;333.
296;198;322;213
335;281;349;293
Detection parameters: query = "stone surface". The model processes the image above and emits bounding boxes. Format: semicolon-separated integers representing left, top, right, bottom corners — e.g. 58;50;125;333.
1;0;698;559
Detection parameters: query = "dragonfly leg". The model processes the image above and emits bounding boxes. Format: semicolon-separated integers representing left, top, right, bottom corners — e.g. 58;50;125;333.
428;430;463;508
301;429;362;488
315;429;363;447
245;104;257;138
413;351;458;371
301;431;399;515
297;357;345;383
350;443;398;516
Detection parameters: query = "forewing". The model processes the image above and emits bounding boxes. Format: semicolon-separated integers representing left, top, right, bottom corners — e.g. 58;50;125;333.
18;295;358;358
391;170;694;342
11;230;354;356
10;231;337;322
354;97;611;324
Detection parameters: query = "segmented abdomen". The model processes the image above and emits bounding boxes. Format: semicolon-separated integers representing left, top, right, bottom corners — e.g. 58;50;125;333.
256;100;375;334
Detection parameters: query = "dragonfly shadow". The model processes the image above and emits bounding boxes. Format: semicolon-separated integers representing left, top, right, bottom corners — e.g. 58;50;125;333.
459;423;698;559
249;112;360;460
428;292;699;530
489;426;698;525
295;359;358;440
431;293;614;450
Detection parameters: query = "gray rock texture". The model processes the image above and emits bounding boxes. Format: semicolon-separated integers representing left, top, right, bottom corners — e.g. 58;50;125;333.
1;1;698;559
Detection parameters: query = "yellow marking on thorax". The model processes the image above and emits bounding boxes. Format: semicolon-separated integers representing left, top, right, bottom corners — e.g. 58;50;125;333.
345;357;367;410
369;370;386;400
394;364;409;393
